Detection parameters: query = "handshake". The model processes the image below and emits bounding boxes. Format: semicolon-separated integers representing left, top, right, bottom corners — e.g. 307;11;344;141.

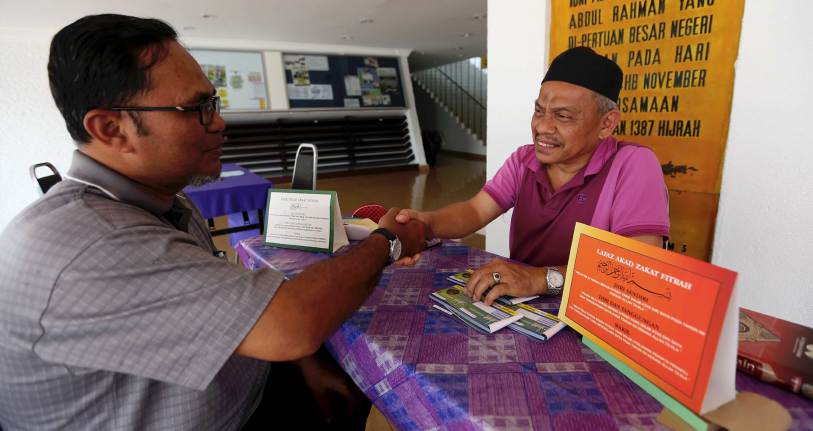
376;208;435;266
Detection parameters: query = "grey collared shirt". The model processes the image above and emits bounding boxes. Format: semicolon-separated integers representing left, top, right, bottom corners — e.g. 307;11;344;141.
0;151;283;430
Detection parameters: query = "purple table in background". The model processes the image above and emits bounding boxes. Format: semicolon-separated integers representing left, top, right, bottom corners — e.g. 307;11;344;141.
235;237;813;431
183;163;272;245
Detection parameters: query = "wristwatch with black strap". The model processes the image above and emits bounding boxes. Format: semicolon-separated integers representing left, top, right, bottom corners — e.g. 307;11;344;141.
370;227;402;264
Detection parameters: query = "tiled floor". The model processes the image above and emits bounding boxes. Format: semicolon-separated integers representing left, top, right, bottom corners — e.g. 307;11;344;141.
365;405;396;431
316;152;487;217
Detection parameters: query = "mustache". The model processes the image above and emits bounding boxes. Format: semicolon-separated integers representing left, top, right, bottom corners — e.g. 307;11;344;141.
534;134;561;145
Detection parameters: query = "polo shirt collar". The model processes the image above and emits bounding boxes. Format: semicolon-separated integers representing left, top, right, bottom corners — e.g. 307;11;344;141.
583;136;619;177
65;150;175;216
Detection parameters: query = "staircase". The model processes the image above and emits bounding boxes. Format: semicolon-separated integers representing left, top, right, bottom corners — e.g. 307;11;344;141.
412;58;487;144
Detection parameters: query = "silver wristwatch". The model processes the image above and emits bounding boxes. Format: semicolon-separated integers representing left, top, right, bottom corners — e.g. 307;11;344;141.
370;228;402;263
545;267;565;296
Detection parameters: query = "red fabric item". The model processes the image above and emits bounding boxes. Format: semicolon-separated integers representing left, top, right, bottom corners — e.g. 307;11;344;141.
351;204;387;223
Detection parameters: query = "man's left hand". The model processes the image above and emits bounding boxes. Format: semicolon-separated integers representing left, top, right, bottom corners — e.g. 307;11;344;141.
293;351;368;427
465;259;548;305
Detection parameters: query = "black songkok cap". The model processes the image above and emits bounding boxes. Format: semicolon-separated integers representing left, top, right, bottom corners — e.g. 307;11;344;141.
542;47;623;103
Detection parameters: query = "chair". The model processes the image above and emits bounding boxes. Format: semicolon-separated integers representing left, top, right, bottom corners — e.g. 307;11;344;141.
29;162;62;195
291;143;318;190
351;204;387;223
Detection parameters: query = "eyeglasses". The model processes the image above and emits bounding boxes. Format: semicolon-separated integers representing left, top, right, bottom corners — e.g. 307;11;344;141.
110;95;221;126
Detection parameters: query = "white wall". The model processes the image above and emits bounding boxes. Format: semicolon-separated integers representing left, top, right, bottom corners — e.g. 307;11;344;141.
485;0;549;255
0;29;425;231
486;1;812;326
0;28;75;230
712;2;813;326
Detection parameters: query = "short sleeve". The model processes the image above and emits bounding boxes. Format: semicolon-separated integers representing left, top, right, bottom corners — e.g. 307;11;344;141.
481;145;532;211
34;224;283;391
595;146;670;238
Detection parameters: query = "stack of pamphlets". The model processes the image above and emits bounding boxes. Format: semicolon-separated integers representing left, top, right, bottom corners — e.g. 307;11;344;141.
508;302;566;341
447;269;539;305
431;284;566;340
430;285;523;333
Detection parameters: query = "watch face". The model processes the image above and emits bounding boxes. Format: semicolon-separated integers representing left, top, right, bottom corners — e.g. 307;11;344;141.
390;238;402;262
547;268;564;288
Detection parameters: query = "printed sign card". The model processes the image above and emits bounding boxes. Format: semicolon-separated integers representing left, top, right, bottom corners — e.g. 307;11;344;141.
264;189;348;253
559;223;738;427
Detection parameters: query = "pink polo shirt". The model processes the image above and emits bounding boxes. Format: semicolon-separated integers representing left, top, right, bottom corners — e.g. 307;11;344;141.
482;137;669;266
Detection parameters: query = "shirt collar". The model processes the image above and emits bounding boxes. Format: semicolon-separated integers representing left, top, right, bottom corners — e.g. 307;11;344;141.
583;136;619;177
65;150;175;215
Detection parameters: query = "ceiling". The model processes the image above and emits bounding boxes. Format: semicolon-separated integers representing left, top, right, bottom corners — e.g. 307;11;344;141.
0;0;487;70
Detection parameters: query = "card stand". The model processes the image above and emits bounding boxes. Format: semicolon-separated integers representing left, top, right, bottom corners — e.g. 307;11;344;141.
583;337;791;431
264;189;348;253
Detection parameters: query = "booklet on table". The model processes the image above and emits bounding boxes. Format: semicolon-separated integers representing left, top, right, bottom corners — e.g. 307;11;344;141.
431;285;565;340
447;269;539;305
431;285;522;333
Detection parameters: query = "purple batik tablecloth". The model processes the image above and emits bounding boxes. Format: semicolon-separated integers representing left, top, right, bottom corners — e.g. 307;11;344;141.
235;237;813;431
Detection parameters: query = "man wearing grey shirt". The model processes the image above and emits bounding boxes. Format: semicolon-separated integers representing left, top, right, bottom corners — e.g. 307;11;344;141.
0;14;427;430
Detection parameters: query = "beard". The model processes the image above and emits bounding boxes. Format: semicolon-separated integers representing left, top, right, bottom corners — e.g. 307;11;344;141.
188;174;221;187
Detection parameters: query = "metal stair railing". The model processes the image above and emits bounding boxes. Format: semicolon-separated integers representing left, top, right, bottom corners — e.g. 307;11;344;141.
412;58;487;143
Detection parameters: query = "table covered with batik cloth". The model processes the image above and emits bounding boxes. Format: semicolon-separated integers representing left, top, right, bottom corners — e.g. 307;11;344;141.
236;237;813;431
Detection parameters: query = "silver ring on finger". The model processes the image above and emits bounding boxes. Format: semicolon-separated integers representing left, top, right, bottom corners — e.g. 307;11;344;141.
491;272;501;286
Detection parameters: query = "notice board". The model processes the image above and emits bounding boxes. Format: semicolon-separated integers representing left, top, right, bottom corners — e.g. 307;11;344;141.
283;53;406;109
549;0;745;261
189;49;269;110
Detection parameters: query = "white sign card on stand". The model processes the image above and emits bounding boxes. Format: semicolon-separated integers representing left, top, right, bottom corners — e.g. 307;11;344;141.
263;189;348;253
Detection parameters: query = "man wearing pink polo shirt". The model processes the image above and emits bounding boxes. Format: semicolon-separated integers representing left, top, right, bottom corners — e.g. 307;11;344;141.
397;47;669;304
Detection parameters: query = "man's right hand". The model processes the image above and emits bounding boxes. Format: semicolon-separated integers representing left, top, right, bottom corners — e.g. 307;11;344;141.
394;209;434;239
237;207;430;362
378;207;427;258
